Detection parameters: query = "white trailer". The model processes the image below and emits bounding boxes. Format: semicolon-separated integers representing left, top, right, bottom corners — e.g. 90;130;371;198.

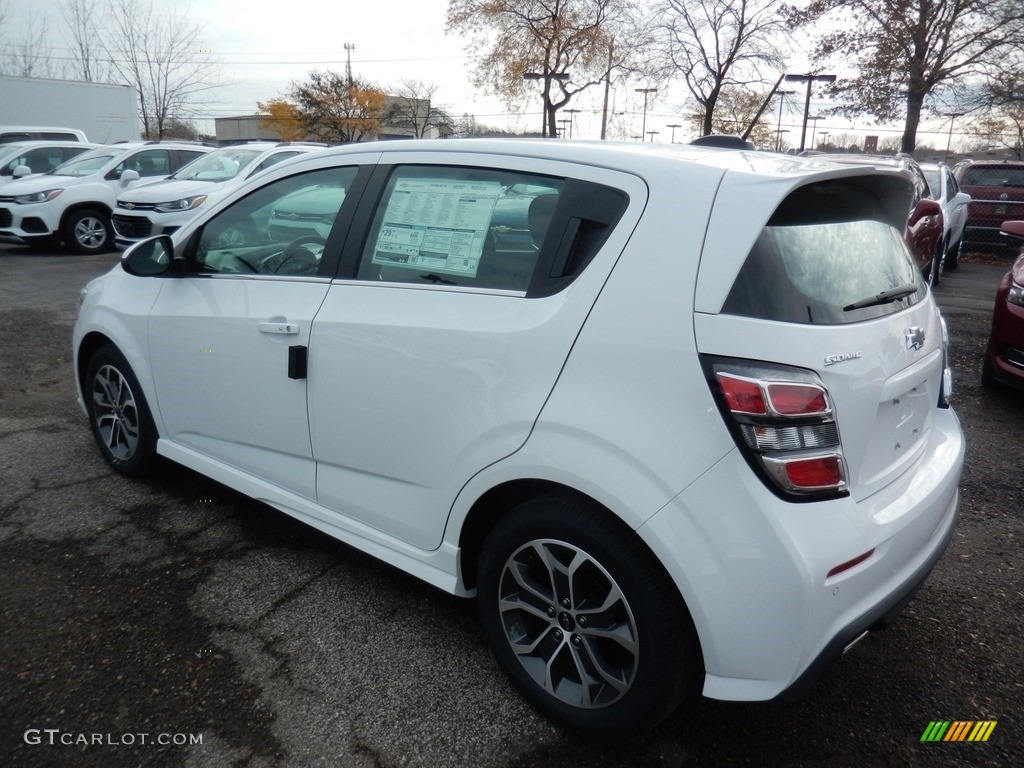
0;75;139;143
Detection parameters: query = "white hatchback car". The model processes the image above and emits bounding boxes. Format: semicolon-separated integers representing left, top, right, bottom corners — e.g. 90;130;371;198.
73;140;965;737
0;141;210;253
111;142;326;248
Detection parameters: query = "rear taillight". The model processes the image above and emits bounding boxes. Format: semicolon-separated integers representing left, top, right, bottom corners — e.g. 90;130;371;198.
704;358;848;500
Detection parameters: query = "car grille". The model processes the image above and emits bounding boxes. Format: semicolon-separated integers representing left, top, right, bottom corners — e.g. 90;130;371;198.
112;214;152;238
0;208;11;227
117;202;157;212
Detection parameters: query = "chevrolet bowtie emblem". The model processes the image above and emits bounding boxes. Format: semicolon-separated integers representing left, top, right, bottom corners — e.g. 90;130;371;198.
123;202;135;209
906;326;925;350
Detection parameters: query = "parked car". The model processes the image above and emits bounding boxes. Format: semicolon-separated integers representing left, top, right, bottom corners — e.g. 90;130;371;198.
0;140;103;179
0;141;210;253
982;220;1024;389
815;153;945;285
0;125;89;144
111;142;326;248
73;140;964;737
955;159;1024;253
920;161;971;272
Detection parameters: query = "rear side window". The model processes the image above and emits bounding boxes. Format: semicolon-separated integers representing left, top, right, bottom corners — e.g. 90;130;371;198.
723;180;925;325
961;167;1024;187
357;167;564;292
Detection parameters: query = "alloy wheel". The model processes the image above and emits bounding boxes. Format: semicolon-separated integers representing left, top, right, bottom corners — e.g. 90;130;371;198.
91;364;140;461
496;538;639;709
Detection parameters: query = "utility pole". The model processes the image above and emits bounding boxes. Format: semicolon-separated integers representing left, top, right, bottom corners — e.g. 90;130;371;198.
600;39;614;140
666;123;682;143
635;88;657;142
344;43;355;86
784;73;837;152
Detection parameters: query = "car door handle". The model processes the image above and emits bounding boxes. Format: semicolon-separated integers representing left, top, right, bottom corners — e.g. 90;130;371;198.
259;321;299;335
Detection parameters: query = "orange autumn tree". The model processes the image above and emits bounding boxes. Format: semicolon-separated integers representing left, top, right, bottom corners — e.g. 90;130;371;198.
269;70;391;144
256;98;306;141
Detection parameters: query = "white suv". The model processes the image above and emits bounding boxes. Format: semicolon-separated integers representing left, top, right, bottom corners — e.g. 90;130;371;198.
111;142;325;248
0;141;210;253
73;140;965;737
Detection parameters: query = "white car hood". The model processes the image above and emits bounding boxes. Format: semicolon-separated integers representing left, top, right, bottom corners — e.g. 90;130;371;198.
0;173;81;195
119;178;225;204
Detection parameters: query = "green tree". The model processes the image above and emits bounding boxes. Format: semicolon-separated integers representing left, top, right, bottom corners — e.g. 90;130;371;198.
659;0;790;138
791;0;1024;153
446;0;635;138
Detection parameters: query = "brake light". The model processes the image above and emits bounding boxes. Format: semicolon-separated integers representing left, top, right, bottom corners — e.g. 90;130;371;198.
705;358;848;500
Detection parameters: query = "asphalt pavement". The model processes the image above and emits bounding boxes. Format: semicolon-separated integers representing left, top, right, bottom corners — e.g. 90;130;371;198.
0;242;1021;768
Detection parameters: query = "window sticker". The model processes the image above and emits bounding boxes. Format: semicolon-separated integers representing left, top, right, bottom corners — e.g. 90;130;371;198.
370;178;502;278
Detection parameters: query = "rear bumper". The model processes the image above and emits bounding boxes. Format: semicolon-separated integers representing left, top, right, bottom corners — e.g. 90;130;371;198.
638;407;965;702
772;486;959;701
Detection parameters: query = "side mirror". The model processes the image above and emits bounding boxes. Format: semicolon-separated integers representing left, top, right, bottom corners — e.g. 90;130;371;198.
12;165;31;178
121;235;179;276
120;169;141;184
953;192;971;206
909;198;942;224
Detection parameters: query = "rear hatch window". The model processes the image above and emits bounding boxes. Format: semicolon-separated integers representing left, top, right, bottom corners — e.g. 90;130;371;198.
723;180;925;325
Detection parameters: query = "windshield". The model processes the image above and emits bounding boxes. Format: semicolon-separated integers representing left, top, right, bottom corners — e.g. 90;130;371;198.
172;148;261;182
51;147;129;177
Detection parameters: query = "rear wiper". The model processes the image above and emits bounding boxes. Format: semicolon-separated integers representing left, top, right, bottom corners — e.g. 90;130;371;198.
843;283;918;311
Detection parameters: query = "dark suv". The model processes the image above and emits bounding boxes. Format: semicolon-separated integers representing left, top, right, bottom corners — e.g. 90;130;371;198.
955;160;1024;252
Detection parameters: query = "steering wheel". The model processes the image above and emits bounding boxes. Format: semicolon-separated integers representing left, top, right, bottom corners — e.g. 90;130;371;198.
264;235;327;275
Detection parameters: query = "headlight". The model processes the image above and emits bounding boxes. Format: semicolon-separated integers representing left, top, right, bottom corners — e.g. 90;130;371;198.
14;188;63;204
155;195;207;212
1009;282;1024;307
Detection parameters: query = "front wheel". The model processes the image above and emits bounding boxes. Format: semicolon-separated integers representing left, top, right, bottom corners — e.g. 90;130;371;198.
63;208;113;254
84;344;157;476
477;495;701;738
945;236;962;271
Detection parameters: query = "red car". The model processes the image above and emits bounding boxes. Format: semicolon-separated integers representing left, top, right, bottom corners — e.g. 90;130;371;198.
955;160;1024;253
817;154;944;284
983;221;1024;389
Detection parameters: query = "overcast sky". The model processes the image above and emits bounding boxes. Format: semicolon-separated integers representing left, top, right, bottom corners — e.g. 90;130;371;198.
2;0;966;147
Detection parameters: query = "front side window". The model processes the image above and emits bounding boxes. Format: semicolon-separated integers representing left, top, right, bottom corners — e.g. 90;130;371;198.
1;147;65;176
357;166;563;292
112;149;170;178
252;151;301;174
193;167;356;277
724;180;925;325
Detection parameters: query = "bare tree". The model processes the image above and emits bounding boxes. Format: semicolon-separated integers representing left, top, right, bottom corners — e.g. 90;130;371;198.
62;0;108;82
791;0;1024;153
389;80;454;139
658;0;790;137
4;9;64;78
102;0;225;139
447;0;639;138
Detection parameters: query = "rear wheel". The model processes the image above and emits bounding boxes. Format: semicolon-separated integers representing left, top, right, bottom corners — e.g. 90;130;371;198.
477;495;701;738
84;344;157;476
930;239;946;287
63;208;113;254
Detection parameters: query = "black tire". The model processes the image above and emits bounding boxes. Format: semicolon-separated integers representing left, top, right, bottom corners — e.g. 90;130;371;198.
63;208;113;254
981;354;997;388
945;236;961;270
930;240;945;287
477;495;702;738
84;344;158;476
22;234;61;251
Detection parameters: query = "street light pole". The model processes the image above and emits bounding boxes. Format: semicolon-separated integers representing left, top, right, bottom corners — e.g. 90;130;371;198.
784;73;836;152
565;108;581;138
524;72;570;138
635;87;657;141
646;130;659;142
666;123;682;143
775;90;794;152
775;129;789;153
941;112;967;163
